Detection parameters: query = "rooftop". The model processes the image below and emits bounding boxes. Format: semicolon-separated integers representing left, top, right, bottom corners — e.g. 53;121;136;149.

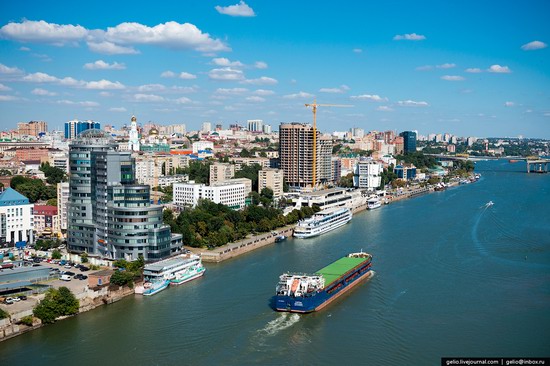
0;187;30;206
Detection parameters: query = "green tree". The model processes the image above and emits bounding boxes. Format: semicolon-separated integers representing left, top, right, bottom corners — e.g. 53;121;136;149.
33;287;79;324
234;163;262;191
40;162;66;185
183;160;212;183
239;148;252;157
338;173;354;188
0;308;8;319
110;270;135;288
47;198;57;207
51;249;62;260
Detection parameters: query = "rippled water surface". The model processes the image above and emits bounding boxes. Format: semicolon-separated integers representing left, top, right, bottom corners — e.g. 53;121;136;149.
1;160;549;366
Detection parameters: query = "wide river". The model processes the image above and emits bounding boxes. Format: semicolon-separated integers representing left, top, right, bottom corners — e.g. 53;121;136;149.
1;160;549;365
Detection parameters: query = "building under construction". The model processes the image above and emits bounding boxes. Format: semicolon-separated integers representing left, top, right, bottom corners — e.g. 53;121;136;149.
279;123;332;189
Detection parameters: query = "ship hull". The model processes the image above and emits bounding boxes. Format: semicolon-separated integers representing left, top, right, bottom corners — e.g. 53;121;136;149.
293;217;351;239
274;261;373;313
170;267;206;286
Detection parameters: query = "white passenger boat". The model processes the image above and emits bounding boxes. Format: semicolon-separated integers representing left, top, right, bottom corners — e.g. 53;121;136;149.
293;207;352;239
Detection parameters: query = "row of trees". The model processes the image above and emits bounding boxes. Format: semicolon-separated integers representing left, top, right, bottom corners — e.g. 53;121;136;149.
163;199;319;249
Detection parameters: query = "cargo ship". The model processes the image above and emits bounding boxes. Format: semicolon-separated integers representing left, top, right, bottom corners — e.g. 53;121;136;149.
273;251;373;313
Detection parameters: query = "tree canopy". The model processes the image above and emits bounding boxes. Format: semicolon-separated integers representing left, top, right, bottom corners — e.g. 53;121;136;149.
10;176;57;203
40;162;66;185
33;287;79;324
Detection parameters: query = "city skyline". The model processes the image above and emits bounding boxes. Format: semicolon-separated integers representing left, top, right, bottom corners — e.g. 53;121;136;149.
0;1;549;138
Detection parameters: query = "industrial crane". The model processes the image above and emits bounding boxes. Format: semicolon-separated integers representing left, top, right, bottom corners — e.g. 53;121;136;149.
305;100;352;189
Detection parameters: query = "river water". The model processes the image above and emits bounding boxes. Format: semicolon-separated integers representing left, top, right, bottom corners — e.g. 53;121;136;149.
1;160;549;365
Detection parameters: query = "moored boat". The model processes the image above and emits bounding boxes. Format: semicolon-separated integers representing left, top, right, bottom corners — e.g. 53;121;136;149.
275;235;287;243
367;196;381;210
293;207;352;239
170;254;206;286
273;251;373;313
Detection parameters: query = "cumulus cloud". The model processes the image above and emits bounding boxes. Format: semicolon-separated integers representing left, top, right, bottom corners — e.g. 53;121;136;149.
137;84;166;92
83;60;125;70
0;95;21;101
377;106;393;112
283;91;314;99
179;72;197;80
246;96;265;102
254;61;268;69
393;33;426;41
161;71;176;78
84;79;125;89
109;107;127;112
397;100;429;107
521;40;547;51
31;88;56;96
215;1;256;17
212;57;244;67
241;76;278;85
87;41;139;55
0;20;87;45
175;97;192;104
441;75;464;81
488;64;512;73
351;94;388;102
320;85;350;94
436;63;456;69
215;87;248;95
465;68;482;73
19;46;30;51
57;99;100;107
254;89;274;96
132;93;165;102
101;21;229;52
22;72;58;83
209;67;245;81
0;83;12;91
0;63;23;74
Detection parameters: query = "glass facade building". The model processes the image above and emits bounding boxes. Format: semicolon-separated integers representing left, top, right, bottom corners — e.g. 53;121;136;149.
400;131;417;153
64;120;101;140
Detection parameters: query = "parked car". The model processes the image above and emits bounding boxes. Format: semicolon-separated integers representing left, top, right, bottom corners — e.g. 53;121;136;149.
17;295;27;301
60;274;72;281
79;266;90;272
74;274;88;280
3;297;14;304
64;264;72;269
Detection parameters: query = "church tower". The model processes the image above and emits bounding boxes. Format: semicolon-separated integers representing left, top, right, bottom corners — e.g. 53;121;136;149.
128;115;140;151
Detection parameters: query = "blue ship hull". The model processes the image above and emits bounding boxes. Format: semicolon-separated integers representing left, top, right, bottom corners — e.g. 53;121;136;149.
274;261;373;313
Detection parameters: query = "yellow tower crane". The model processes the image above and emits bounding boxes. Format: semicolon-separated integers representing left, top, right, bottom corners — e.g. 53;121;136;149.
305;100;352;189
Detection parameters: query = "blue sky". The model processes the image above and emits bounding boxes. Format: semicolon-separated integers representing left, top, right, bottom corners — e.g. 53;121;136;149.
0;1;549;138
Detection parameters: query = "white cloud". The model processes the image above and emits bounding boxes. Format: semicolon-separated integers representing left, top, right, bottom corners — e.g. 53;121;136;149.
99;91;112;97
57;99;100;107
85;79;125;90
0;95;20;101
416;65;433;71
254;61;268;69
215;87;248;95
109;107;127;112
132;93;165;102
19;46;30;51
31;88;56;96
241;76;278;85
521;40;547;51
0;63;23;74
161;70;176;78
84;60;125;70
208;67;245;81
353;48;362;53
179;72;197;80
377;106;393;112
397;100;429;107
22;72;58;83
215;1;256;17
488;65;512;73
320;85;350;94
87;41;139;55
283;91;314;99
504;101;515;107
441;75;464;81
465;68;482;73
246;96;265;102
137;84;166;92
393;33;426;41
175;97;192;104
0;20;87;45
212;57;244;67
0;83;12;91
351;94;388;102
436;63;456;69
102;21;229;52
254;89;275;96
171;85;199;93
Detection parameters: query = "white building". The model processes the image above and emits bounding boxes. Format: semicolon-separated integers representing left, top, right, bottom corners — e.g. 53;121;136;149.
57;182;69;232
0;188;34;245
128;115;140;152
173;181;246;210
201;122;212;133
192;140;214;154
247;119;263;132
354;160;383;190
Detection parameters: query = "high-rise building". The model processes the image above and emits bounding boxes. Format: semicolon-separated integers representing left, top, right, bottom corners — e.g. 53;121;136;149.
247;119;263;132
64;119;100;140
262;124;272;134
400;131;417;153
350;127;364;139
210;163;235;185
354;160;382;190
201;122;212;133
279;123;332;189
258;169;284;199
67;129;180;260
0;188;34;246
57;182;69;232
18;121;47;137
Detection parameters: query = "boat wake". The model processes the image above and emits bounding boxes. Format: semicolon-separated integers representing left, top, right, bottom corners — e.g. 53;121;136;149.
259;313;300;336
